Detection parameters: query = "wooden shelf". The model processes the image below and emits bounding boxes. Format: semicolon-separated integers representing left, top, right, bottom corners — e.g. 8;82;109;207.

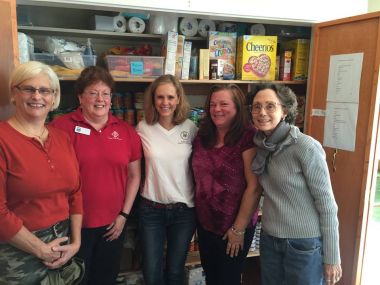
18;25;204;41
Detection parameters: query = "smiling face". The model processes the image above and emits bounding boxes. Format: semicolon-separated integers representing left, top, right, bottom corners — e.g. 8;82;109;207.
251;88;287;135
13;74;54;121
209;89;237;131
154;83;179;122
79;81;112;122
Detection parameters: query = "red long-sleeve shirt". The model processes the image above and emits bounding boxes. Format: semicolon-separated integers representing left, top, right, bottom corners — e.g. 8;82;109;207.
0;121;82;241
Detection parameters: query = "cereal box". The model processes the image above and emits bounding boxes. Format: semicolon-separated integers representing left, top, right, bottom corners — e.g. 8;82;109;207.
285;39;310;81
208;31;237;80
236;35;277;80
161;31;178;76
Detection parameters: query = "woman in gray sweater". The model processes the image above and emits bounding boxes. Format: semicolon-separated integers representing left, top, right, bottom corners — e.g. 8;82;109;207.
250;83;342;285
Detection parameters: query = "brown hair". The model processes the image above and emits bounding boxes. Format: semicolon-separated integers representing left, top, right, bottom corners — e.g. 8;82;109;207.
198;84;250;148
143;74;190;125
74;66;114;96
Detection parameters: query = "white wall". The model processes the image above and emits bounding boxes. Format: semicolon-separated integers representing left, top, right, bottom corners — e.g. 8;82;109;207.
18;0;368;24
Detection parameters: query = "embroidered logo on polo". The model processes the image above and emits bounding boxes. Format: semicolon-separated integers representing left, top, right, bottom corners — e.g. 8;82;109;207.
178;131;191;144
108;130;122;140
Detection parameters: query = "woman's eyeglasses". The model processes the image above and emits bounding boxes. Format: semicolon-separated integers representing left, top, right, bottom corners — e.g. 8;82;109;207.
250;102;284;114
85;90;112;99
16;86;55;97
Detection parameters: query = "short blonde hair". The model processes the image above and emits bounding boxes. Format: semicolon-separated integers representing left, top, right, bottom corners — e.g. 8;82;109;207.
143;75;190;125
10;61;61;110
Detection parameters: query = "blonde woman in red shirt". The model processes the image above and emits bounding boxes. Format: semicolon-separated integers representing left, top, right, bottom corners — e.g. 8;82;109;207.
0;61;83;284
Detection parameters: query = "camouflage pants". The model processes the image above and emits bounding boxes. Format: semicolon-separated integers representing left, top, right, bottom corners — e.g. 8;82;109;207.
0;220;69;285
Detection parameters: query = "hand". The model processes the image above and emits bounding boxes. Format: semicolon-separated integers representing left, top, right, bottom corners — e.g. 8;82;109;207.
324;263;342;284
43;239;80;269
222;228;244;258
103;215;126;241
38;236;68;264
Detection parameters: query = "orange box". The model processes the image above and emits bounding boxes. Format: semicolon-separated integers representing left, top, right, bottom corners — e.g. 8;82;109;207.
236;35;277;80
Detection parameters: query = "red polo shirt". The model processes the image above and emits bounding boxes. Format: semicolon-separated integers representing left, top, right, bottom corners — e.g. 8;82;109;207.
51;108;142;228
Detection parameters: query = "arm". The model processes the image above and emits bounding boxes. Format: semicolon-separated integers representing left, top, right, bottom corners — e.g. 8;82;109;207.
223;147;262;257
104;159;141;241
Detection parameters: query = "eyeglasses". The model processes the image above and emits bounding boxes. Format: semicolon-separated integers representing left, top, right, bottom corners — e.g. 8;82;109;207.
250;102;284;114
85;90;112;99
16;86;55;97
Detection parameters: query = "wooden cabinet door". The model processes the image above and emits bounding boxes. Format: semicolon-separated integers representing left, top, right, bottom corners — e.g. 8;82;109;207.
305;12;380;285
0;0;18;120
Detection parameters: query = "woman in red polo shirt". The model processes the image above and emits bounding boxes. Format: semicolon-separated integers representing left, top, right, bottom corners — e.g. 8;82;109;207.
0;61;83;284
51;66;142;285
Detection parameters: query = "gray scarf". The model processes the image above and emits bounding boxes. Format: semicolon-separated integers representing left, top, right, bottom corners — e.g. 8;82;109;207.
252;120;291;175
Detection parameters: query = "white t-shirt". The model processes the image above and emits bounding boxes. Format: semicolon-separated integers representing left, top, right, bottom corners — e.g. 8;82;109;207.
136;119;198;207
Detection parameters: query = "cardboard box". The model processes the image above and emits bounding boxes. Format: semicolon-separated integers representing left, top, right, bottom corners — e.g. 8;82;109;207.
279;50;292;81
208;31;237;79
181;41;192;80
285;39;310;80
161;31;178;75
199;49;210;80
175;35;185;78
236;35;277;80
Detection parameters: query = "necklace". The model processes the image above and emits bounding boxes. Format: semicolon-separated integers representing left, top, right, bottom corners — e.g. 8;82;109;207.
13;116;47;141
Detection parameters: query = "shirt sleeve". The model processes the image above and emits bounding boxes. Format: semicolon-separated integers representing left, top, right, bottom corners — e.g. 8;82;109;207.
0;147;23;241
240;128;256;152
300;138;340;264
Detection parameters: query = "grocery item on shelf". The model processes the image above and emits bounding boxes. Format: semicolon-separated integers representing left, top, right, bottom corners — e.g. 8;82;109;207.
236;35;278;80
285;39;310;81
149;14;178;34
198;19;216;37
105;55;164;78
126;17;146;34
161;31;179;75
179;18;199;37
208;32;237;80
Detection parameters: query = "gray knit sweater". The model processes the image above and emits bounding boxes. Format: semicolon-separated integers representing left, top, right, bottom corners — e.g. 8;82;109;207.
259;125;340;264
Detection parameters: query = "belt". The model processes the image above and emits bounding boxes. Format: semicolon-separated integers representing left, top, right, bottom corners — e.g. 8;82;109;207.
141;197;188;209
34;219;69;238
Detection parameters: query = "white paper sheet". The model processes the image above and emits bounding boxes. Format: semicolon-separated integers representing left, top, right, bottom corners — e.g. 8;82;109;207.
323;53;363;151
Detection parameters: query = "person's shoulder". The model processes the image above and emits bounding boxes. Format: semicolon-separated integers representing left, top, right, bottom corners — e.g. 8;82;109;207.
50;111;76;129
181;119;197;130
48;124;72;142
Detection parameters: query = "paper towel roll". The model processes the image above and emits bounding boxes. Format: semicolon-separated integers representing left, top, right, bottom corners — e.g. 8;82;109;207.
127;17;146;33
198;19;216;37
249;24;266;35
218;22;237;33
113;15;127;33
179;18;198;37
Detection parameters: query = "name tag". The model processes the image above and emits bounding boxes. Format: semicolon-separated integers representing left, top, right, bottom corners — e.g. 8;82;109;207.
74;126;91;136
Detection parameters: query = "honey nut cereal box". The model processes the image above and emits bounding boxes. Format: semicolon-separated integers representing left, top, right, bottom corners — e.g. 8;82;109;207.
236;35;277;80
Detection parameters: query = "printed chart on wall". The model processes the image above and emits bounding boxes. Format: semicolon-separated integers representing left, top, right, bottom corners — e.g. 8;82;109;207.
323;53;363;152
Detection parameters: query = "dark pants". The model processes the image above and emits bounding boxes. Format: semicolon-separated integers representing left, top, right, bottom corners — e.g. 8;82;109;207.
197;224;254;285
138;202;196;285
77;225;126;285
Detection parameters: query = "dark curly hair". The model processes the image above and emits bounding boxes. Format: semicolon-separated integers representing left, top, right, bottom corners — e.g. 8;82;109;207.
74;66;114;96
247;83;298;125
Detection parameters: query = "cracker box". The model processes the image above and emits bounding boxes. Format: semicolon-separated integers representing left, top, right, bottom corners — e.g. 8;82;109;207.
208;31;237;80
161;31;178;76
236;35;277;80
285;39;310;80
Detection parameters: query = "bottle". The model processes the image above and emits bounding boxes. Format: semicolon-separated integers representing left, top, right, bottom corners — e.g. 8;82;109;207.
83;38;96;56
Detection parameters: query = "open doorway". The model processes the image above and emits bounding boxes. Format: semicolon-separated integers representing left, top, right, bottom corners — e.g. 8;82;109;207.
361;163;380;285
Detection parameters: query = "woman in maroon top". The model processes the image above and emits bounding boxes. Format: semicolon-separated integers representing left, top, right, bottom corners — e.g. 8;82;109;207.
192;84;262;285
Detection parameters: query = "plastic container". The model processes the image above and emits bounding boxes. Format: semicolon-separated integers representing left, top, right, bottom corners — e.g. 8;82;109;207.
30;53;97;77
105;55;164;78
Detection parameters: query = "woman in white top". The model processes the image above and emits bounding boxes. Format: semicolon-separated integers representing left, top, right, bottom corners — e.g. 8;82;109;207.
136;74;198;285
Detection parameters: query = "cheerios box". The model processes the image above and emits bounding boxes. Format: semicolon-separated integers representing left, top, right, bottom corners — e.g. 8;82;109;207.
236;35;277;80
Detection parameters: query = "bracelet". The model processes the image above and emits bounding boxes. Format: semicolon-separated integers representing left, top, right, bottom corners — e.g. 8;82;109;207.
231;225;245;236
119;211;129;219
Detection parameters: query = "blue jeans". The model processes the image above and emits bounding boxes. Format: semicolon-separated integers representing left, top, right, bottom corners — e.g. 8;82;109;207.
260;231;323;285
138;201;196;285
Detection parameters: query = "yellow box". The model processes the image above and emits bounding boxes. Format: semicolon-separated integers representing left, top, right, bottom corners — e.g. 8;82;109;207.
236;35;277;80
285;39;310;81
